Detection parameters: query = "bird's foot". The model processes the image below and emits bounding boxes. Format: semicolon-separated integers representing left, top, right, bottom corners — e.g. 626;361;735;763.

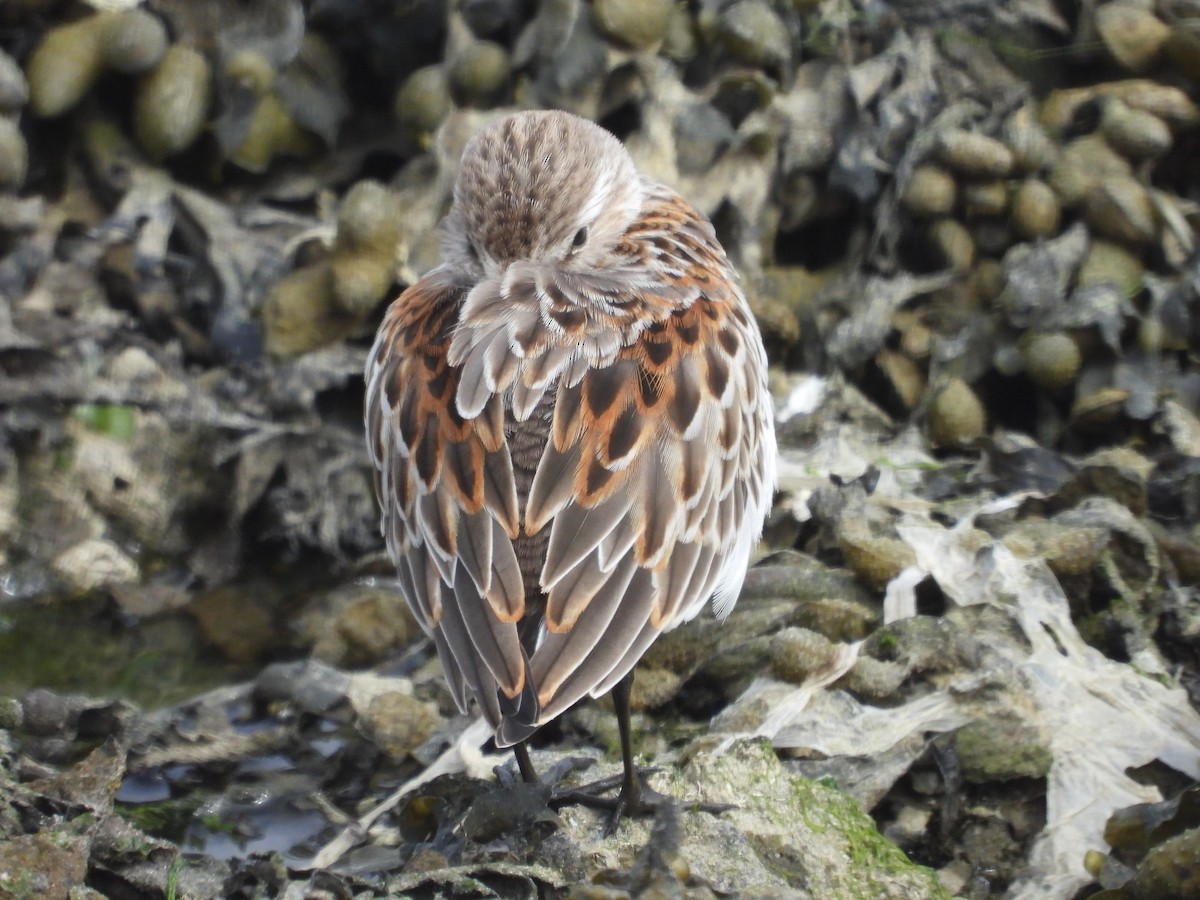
551;766;733;835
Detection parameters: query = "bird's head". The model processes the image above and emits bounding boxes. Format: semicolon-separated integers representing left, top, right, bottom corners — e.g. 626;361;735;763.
444;110;644;278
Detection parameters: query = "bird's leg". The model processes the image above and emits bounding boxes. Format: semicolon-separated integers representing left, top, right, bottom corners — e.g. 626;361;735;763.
502;735;596;788
609;670;663;818
550;672;734;832
512;740;539;782
549;674;665;828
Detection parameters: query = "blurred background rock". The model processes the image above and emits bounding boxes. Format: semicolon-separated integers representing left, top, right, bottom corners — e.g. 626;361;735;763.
3;1;1200;898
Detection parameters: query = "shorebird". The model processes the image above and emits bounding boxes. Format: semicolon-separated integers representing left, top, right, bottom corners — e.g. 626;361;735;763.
365;108;776;820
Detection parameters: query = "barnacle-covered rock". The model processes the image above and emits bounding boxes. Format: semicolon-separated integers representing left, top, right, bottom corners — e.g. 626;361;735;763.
358;691;444;760
928;378;986;448
836;517;917;591
955;716;1053;782
901;165;956;217
0;116;27;190
134;45;212;160
839;654;907;700
769;627;838;683
1003;518;1109;578
593;0;674;50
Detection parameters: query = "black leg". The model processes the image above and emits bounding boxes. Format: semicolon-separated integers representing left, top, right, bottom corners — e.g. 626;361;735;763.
548;670;733;831
512;740;538;783
612;671;645;818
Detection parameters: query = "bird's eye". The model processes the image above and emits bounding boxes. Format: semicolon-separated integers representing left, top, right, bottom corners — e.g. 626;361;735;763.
571;227;589;249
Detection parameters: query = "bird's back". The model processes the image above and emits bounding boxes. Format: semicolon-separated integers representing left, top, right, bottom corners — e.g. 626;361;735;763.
365;112;776;750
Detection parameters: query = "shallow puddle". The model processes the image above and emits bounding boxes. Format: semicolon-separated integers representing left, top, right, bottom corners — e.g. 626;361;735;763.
0;593;254;709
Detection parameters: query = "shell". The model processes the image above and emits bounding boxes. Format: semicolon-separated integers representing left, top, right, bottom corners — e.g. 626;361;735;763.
1003;103;1058;172
1099;98;1172;160
1070;387;1130;430
26;17;104;117
262;262;358;357
1048;134;1132;208
961;180;1008;218
901;165;956;217
394;65;451;143
134;46;212;160
928;378;986;447
594;0;674;50
1020;331;1080;390
876;348;925;411
1076;239;1144;294
661;2;698;62
224;50;275;96
1095;1;1170;73
331;181;402;317
1164;27;1200;80
717;1;792;72
1011;178;1060;239
98;9;168;75
449;40;510;109
935;130;1015;178
229;93;317;173
928;218;975;272
1084;175;1158;246
1043;80;1199;132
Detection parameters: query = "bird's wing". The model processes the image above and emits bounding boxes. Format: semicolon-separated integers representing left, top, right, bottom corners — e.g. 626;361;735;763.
447;188;776;743
364;267;536;728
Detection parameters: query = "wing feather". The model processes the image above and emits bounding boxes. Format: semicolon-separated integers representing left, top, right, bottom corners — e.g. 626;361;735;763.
365;268;530;731
537;563;654;720
542;490;636;593
452;565;528;700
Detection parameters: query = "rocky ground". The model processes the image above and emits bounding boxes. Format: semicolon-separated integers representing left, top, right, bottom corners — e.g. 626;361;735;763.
4;0;1200;898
